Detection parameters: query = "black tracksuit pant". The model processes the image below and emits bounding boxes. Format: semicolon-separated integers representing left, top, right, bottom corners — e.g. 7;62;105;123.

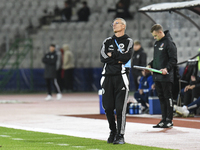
101;74;129;135
46;78;61;95
64;68;74;91
155;81;173;121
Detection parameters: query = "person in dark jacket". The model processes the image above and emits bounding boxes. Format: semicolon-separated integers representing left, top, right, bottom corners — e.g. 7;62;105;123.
42;44;62;101
131;40;147;90
61;1;72;21
77;1;90;21
100;18;133;144
148;24;177;128
182;75;200;106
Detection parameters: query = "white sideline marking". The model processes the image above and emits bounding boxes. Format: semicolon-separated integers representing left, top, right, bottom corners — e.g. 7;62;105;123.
12;138;23;140
45;142;54;144
72;146;85;148
57;144;69;146
0;135;10;137
87;149;101;150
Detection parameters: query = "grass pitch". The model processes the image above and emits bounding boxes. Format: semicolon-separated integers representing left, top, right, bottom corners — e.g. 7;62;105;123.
0;127;173;150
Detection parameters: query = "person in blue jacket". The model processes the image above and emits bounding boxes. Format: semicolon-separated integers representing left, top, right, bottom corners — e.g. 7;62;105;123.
134;70;156;113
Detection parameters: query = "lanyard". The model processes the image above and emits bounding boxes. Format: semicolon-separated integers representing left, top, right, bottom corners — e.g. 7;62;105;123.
114;39;131;68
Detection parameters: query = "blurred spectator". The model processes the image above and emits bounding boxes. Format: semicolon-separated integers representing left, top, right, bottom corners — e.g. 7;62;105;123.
115;0;132;19
77;1;90;21
174;96;200;117
39;9;54;26
108;0;132;19
131;40;147;91
61;1;72;21
182;75;200;106
120;0;130;10
134;70;156;114
55;45;64;91
62;44;75;92
42;44;62;100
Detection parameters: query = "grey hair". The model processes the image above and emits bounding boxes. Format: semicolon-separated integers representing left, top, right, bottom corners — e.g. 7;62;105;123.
113;18;126;29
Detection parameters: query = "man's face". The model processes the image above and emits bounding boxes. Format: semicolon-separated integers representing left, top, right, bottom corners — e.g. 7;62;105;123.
133;44;141;51
112;19;125;33
49;46;55;52
152;30;162;41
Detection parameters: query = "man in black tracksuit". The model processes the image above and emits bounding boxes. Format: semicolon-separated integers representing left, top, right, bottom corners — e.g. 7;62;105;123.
100;18;133;144
148;24;177;128
131;40;147;90
42;44;62;100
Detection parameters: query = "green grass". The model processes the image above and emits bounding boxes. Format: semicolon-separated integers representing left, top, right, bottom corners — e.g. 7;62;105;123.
0;127;173;150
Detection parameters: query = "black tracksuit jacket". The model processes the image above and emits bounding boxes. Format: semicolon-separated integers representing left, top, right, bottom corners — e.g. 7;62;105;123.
131;47;147;77
100;34;133;75
42;51;57;79
148;30;177;83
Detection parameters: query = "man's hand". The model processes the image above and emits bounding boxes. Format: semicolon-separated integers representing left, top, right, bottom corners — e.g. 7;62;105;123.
151;84;155;90
184;85;196;92
191;76;196;81
118;61;123;63
107;52;112;57
160;68;168;75
139;89;143;95
184;85;190;92
190;85;196;90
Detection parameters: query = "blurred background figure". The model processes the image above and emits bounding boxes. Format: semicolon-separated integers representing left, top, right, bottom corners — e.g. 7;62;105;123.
131;40;147;91
134;70;156;114
77;1;90;21
42;44;62;100
55;45;64;91
61;0;72;22
62;44;75;92
115;0;132;19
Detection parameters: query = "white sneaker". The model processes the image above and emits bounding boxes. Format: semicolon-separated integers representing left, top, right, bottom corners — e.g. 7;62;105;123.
57;93;62;100
174;105;189;117
45;95;52;101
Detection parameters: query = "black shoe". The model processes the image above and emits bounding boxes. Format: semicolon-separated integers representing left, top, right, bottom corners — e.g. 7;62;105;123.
153;120;165;128
162;121;173;128
107;131;116;143
113;134;125;144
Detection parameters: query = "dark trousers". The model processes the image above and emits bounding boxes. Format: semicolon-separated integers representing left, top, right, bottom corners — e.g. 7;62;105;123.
188;97;200;113
46;78;61;95
134;90;157;108
134;92;149;108
101;74;129;135
132;75;139;91
155;81;173;121
183;87;200;106
64;68;74;91
56;69;64;92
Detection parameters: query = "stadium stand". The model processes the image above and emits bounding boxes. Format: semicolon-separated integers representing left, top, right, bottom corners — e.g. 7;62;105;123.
0;0;200;91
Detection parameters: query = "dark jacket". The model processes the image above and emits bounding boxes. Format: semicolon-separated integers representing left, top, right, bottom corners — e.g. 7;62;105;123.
131;47;147;77
190;76;200;88
100;34;133;76
148;30;177;83
78;6;90;21
62;6;72;21
42;51;57;79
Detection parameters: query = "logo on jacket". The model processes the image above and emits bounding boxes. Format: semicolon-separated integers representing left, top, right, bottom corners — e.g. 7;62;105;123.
118;43;125;52
159;43;164;50
108;45;114;51
51;55;54;59
137;54;140;59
